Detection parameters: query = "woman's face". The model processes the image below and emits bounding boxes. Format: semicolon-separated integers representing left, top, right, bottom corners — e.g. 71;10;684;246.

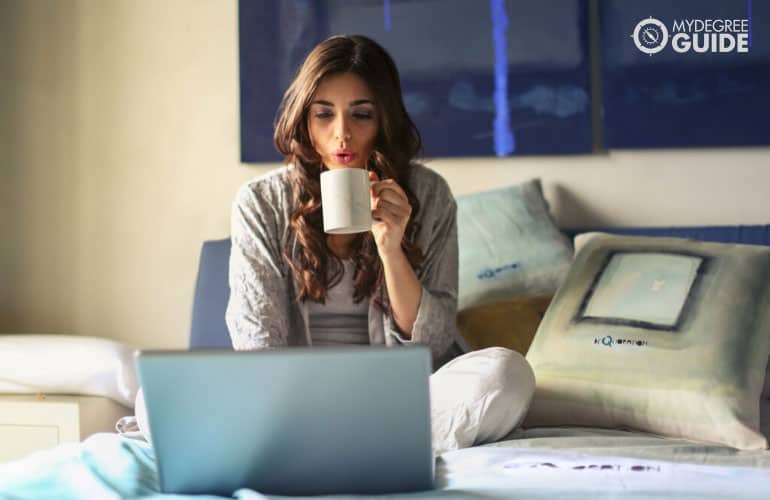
307;72;379;170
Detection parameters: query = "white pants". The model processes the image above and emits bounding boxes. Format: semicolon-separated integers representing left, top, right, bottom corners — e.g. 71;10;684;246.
133;347;535;456
429;347;535;455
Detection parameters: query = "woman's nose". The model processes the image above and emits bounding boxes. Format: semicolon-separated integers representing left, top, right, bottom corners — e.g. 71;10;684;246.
335;116;351;141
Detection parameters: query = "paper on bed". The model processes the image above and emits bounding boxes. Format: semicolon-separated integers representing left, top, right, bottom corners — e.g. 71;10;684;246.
438;447;770;499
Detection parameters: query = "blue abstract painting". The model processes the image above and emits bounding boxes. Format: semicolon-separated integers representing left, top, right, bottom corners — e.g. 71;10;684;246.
600;0;770;148
239;0;593;162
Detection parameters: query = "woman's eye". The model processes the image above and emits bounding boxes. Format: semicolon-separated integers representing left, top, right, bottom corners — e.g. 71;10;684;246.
314;111;333;119
353;112;373;120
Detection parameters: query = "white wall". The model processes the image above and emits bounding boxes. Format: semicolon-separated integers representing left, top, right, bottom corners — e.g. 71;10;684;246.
434;150;770;228
1;0;768;349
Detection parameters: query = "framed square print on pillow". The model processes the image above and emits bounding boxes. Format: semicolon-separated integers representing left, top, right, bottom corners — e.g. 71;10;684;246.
525;232;770;450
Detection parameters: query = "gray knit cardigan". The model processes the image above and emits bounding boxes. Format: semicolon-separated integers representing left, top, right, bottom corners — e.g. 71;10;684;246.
225;163;464;364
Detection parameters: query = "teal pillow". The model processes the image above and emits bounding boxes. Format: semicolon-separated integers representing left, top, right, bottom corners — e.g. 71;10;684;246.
525;232;770;450
456;179;572;311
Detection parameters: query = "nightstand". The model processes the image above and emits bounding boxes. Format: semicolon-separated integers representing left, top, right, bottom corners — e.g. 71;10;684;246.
0;394;131;462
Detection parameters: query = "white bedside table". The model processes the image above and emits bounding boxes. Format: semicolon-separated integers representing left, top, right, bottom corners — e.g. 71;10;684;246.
0;394;131;462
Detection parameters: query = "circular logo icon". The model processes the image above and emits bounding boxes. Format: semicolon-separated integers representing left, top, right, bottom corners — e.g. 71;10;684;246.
631;17;669;55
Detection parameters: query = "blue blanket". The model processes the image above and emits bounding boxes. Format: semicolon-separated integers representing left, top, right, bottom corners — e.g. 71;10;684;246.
0;433;265;500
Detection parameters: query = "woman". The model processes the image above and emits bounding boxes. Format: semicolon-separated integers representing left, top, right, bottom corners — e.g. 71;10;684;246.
225;35;534;454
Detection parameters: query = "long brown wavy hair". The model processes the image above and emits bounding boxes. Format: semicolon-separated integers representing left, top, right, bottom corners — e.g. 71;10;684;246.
273;34;424;308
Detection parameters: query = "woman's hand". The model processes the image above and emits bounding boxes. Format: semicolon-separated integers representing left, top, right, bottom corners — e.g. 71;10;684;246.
369;170;411;258
368;170;420;336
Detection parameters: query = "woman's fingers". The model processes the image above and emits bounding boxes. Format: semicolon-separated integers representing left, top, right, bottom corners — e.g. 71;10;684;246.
369;177;411;243
372;179;408;203
375;190;409;209
372;181;411;223
371;207;399;228
373;199;410;220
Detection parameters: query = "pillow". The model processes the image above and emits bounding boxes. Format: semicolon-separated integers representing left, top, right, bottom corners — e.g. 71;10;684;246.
430;347;535;455
456;179;572;311
576;234;770;401
0;334;139;407
525;232;770;450
457;294;553;355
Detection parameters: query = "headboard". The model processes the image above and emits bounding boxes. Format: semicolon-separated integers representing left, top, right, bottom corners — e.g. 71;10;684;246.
189;238;232;350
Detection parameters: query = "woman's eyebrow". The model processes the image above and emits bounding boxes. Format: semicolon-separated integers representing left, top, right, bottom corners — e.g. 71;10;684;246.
309;99;375;107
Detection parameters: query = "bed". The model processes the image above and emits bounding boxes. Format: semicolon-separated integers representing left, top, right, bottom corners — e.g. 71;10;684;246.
3;422;770;499
2;186;769;498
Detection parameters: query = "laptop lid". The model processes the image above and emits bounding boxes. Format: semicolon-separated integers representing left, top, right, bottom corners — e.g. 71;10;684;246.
135;346;433;496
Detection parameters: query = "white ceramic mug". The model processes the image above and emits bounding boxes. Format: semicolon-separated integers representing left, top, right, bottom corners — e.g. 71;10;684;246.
320;168;372;234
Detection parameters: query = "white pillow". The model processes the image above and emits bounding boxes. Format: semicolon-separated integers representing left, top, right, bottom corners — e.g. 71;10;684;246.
0;334;139;407
430;347;535;455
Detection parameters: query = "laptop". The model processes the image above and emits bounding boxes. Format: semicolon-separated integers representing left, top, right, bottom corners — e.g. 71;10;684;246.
135;346;434;496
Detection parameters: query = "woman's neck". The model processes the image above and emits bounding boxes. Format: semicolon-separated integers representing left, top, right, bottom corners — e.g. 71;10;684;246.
326;234;357;259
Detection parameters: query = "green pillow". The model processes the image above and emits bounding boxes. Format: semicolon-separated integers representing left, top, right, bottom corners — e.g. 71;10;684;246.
525;232;770;450
456;179;572;311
